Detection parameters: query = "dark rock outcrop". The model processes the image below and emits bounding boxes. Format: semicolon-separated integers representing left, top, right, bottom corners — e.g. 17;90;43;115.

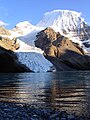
0;46;32;73
35;27;90;71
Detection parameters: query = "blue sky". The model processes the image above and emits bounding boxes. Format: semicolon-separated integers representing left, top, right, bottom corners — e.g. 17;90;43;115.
0;0;90;29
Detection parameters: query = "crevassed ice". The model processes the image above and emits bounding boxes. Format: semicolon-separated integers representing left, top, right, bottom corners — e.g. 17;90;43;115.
16;52;53;72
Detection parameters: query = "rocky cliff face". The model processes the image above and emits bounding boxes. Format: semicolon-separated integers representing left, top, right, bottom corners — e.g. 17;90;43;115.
35;27;90;71
0;36;19;51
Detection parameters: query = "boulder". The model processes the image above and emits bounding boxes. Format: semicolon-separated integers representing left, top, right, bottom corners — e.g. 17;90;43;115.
35;27;90;71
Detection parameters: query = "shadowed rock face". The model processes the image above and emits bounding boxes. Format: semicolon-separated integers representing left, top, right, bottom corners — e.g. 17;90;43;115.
35;27;90;71
35;27;59;50
0;47;32;73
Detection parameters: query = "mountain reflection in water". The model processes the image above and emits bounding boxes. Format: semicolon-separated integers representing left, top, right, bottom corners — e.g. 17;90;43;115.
0;71;90;115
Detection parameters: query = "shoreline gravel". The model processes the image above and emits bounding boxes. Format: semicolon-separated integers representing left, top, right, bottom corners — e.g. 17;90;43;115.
0;102;89;120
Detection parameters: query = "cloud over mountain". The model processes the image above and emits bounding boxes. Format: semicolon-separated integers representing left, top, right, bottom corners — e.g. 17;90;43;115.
0;20;8;26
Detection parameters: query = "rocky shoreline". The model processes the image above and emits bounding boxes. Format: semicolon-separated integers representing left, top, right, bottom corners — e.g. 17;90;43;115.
0;102;89;120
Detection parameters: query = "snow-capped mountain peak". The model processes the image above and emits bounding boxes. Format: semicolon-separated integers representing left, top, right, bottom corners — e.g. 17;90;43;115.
15;21;34;29
37;10;85;34
12;21;37;36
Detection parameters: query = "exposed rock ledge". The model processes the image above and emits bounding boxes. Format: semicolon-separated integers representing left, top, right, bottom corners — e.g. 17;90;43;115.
35;27;90;71
0;36;19;51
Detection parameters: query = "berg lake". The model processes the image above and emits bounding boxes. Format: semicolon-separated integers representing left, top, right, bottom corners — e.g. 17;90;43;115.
0;71;90;116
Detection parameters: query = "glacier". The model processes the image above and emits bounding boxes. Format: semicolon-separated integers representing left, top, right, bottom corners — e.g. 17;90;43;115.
16;52;52;72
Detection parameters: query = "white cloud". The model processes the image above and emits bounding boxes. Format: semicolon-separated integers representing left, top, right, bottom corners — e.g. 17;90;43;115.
0;20;8;26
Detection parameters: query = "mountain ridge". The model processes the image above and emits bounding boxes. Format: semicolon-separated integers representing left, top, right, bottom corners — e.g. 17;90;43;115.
10;10;90;53
0;9;90;72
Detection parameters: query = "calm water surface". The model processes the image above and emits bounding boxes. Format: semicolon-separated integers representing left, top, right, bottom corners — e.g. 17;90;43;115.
0;71;90;115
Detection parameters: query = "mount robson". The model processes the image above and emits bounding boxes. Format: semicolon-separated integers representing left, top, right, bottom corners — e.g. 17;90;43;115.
0;10;90;73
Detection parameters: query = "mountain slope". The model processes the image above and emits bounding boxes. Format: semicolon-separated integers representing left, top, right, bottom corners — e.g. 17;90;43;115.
8;10;90;71
35;27;90;71
0;9;90;72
